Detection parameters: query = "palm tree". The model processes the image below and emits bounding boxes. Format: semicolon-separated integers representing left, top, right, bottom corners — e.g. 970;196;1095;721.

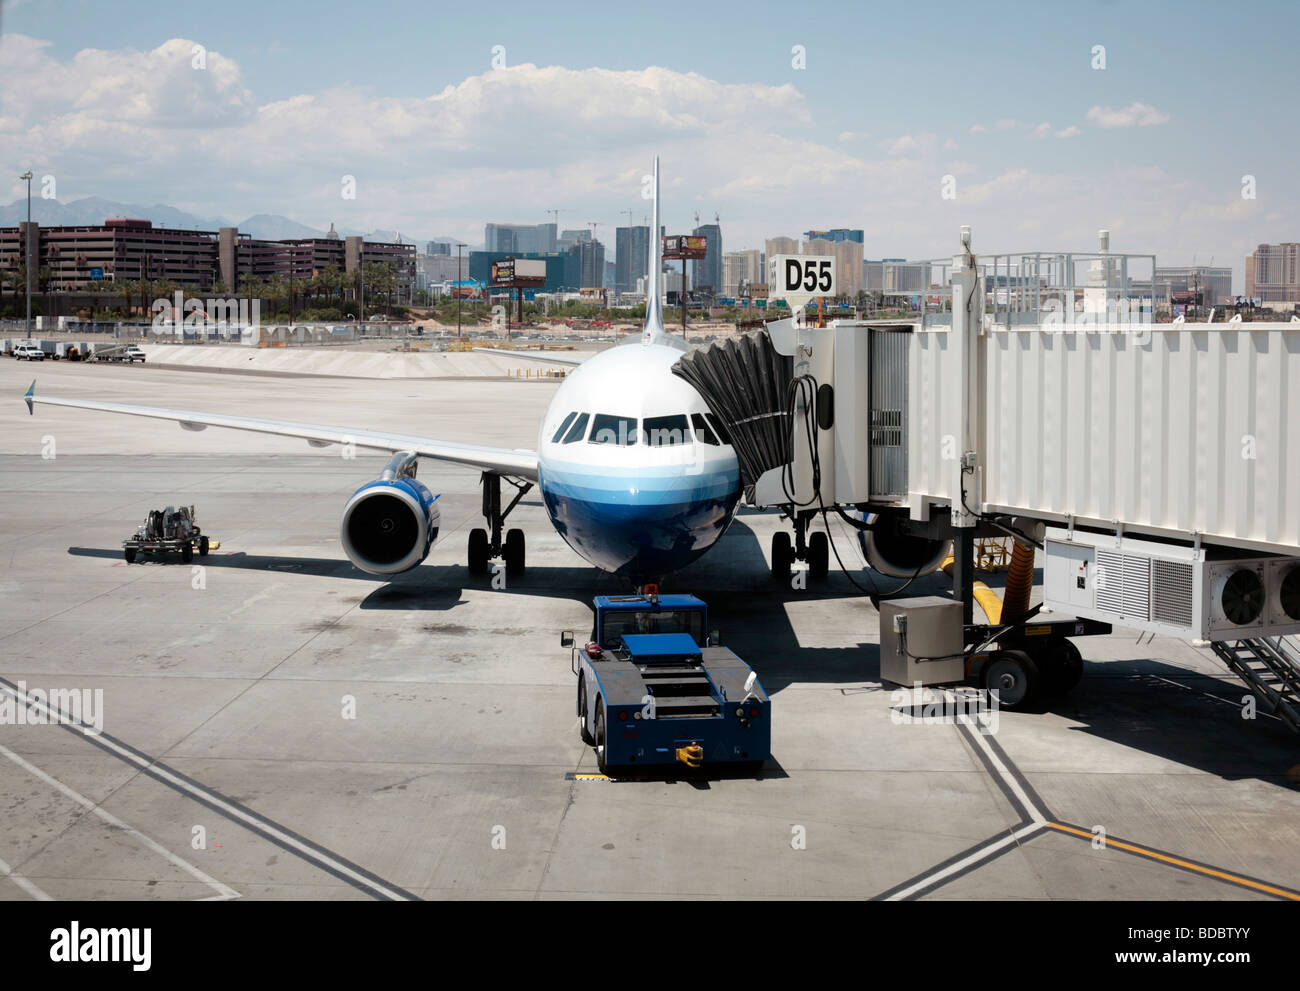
266;274;287;320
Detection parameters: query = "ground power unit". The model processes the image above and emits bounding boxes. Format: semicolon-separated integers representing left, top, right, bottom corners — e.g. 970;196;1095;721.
1043;528;1300;641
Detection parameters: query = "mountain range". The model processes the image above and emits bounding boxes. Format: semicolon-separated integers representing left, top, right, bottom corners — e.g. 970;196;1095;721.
0;196;473;249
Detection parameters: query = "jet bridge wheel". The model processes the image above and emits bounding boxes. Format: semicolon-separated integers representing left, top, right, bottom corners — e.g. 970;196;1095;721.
981;649;1041;709
1033;639;1084;696
771;531;793;579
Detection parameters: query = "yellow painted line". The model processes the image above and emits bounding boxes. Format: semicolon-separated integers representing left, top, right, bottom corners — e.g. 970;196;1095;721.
569;773;611;782
1047;822;1300;900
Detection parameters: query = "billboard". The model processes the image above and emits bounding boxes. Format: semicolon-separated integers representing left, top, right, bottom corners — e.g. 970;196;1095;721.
662;235;707;259
491;257;548;287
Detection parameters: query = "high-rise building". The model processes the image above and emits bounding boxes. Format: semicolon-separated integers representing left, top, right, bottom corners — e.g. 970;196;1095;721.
484;222;557;254
805;236;864;297
722;249;764;297
615;225;650;294
691;222;722;297
764;237;799;273
426;240;452;256
570;239;606;289
865;259;931;293
1246;243;1300;303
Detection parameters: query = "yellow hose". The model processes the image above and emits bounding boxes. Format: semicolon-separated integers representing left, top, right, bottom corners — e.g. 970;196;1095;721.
940;553;1005;625
1000;541;1035;623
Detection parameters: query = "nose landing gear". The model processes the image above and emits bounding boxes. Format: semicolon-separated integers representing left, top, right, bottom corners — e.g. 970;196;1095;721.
770;510;829;582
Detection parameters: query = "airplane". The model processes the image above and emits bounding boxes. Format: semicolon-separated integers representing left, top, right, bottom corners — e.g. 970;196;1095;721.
22;158;746;585
23;159;946;587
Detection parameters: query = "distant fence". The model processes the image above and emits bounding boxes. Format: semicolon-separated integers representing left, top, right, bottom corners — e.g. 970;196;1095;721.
0;319;416;343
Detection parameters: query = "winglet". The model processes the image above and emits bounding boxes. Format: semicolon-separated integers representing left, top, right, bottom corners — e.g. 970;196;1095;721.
24;380;34;416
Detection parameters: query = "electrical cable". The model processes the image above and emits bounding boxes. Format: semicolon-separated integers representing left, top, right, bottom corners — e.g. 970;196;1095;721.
777;367;931;598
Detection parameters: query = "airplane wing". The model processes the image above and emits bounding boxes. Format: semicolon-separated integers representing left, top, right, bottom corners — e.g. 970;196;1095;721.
472;347;588;367
23;382;539;479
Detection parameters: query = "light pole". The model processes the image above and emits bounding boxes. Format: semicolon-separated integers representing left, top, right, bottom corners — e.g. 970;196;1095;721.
456;243;466;336
19;171;33;336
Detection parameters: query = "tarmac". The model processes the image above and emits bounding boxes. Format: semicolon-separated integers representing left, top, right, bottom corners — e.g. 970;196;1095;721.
0;355;1297;900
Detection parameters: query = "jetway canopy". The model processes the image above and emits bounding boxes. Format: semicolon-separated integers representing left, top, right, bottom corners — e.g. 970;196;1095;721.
908;320;1300;556
678;315;1300;557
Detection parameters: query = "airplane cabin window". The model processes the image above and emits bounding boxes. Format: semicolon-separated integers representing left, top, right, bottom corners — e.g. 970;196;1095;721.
562;412;590;444
690;413;719;445
551;411;577;443
589;414;638;446
643;414;691;447
706;412;732;445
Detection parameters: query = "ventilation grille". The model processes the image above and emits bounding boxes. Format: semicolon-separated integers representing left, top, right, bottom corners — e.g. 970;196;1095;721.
1096;549;1151;621
1152;559;1195;626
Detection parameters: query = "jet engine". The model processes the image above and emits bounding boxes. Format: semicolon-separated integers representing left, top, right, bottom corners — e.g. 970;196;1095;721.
858;513;951;579
339;452;440;575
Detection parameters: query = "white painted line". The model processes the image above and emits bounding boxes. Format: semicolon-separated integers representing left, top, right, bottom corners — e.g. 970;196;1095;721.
0;741;240;901
953;695;1051;824
883;820;1045;901
1;681;414;901
0;853;53;902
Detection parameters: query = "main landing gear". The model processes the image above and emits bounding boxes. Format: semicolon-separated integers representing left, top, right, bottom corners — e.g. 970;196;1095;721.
770;509;829;582
468;471;533;577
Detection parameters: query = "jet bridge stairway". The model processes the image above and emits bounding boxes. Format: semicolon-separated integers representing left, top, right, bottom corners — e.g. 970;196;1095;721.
1210;636;1300;734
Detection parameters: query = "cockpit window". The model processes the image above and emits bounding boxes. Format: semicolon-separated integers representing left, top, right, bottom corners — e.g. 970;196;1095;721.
562;412;590;444
589;414;638;446
706;413;732;445
551;411;577;443
691;413;719;445
643;414;691;447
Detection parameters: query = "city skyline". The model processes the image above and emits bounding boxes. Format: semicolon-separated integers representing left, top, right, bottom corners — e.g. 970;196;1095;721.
3;1;1297;291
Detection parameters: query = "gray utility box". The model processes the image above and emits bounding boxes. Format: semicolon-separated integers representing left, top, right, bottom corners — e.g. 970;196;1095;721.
879;596;966;687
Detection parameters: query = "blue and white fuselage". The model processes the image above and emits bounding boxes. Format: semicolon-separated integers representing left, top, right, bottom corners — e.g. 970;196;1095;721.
536;340;741;581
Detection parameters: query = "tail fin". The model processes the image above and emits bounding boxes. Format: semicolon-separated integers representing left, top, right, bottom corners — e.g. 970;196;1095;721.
642;156;667;346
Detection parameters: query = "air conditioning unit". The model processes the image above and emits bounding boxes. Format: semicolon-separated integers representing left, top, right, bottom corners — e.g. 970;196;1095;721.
1043;528;1300;641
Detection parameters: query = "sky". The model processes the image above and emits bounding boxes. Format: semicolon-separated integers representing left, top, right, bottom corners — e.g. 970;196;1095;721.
1;0;1296;289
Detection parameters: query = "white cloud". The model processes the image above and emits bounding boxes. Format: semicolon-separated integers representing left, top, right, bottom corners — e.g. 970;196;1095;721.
0;32;1284;285
1029;122;1052;140
1085;102;1170;128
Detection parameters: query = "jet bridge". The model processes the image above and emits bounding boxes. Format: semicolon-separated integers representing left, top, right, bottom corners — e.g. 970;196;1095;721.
674;227;1300;721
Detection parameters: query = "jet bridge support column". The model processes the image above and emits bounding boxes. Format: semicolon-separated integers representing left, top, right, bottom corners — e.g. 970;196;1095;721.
949;227;986;623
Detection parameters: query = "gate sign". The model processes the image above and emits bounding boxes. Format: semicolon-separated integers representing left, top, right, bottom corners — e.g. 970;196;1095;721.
768;254;836;297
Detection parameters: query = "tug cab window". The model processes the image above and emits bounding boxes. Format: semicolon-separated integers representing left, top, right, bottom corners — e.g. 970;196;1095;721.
561;412;590;444
551;411;578;443
589;414;638;446
643;414;691;447
690;413;719;445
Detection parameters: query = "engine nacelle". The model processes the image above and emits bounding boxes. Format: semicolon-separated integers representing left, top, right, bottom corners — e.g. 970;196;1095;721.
858;513;951;579
340;476;440;575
